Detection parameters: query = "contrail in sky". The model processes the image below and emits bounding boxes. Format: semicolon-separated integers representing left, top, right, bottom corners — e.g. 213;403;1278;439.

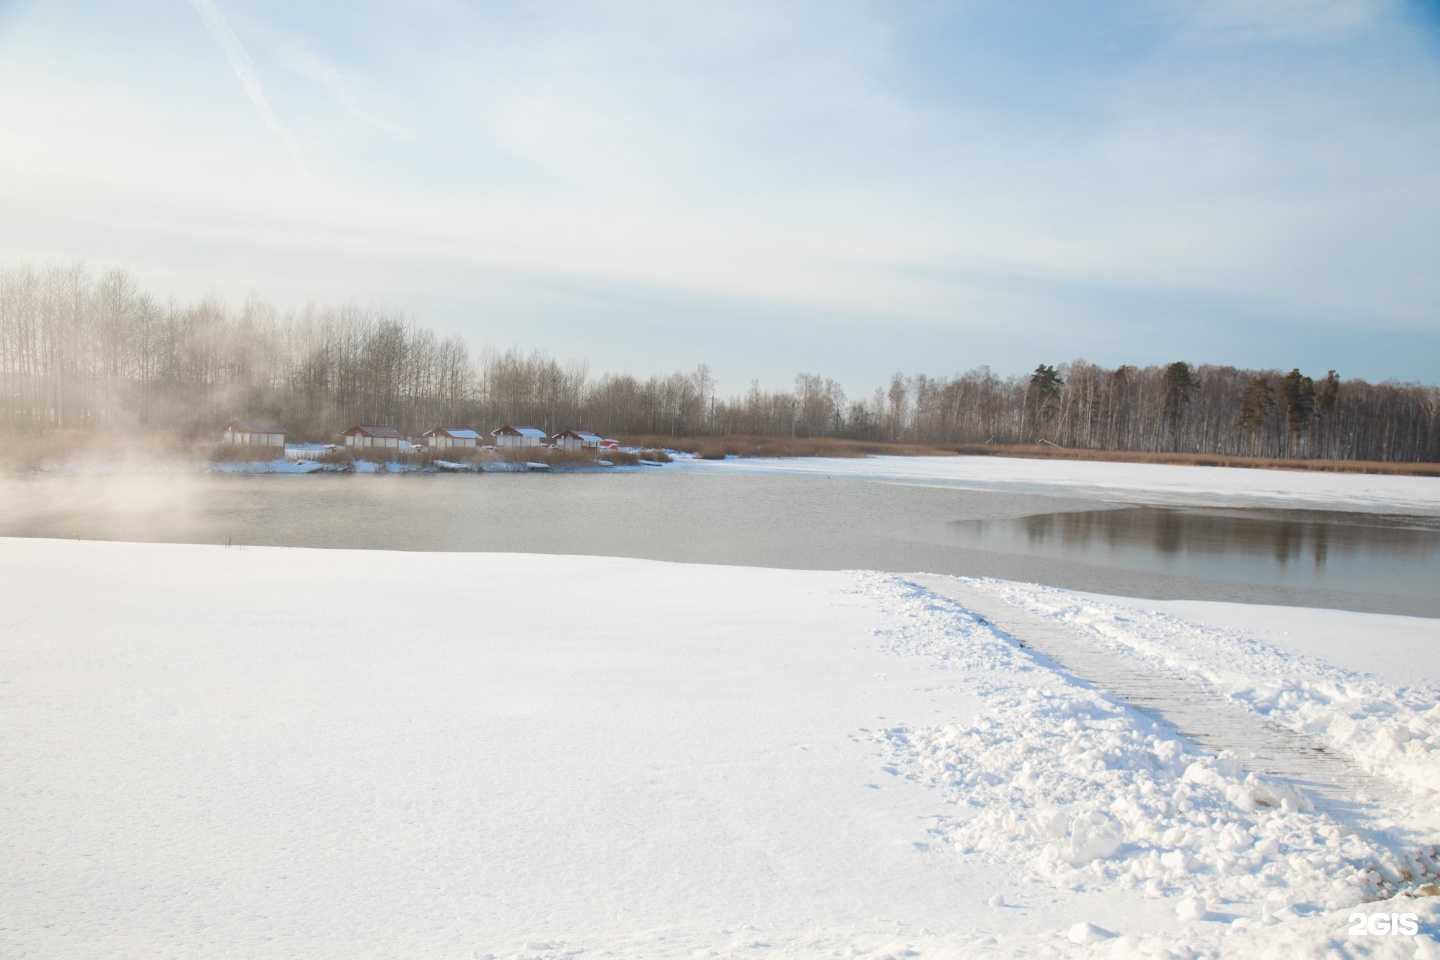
188;0;314;183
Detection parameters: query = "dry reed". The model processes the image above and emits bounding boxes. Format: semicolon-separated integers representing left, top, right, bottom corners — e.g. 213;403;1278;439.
950;444;1440;477
488;445;606;469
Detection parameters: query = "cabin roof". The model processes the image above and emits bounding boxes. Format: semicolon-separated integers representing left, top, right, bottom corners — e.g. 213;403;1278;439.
491;425;546;438
555;430;603;442
225;419;286;434
425;428;481;440
343;425;403;439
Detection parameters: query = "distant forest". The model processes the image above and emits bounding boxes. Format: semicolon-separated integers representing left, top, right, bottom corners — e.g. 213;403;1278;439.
2;262;1437;462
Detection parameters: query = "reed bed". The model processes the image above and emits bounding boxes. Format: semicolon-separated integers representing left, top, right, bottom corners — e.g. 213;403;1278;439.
951;444;1440;476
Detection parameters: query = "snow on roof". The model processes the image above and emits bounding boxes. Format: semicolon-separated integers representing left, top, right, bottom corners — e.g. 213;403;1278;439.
226;419;286;434
425;428;481;440
344;425;403;438
555;430;603;442
491;425;547;438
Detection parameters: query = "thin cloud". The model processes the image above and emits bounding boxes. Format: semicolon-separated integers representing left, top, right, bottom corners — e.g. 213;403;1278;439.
280;44;424;146
188;0;313;183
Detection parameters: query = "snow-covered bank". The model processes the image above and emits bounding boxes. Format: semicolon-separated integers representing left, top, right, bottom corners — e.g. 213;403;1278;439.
2;538;1437;959
949;575;1440;804
873;573;1440;959
679;454;1440;514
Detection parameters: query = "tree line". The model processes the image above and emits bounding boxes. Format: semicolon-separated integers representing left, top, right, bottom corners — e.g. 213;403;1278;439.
2;262;1436;462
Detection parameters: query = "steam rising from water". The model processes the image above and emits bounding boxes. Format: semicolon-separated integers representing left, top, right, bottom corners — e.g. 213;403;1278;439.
0;472;211;545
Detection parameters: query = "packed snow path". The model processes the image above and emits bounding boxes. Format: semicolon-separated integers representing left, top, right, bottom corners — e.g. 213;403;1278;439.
910;574;1415;846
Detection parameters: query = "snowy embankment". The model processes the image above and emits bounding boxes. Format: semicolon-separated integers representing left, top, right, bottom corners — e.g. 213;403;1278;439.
2;537;1437;959
956;577;1440;804
679;454;1440;514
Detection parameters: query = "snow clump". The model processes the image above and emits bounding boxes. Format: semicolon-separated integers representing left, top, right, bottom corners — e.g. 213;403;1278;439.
1067;921;1115;944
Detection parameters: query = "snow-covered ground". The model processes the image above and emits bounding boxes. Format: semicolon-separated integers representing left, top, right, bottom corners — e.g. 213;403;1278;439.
1074;593;1440;688
3;536;1437;959
678;454;1440;515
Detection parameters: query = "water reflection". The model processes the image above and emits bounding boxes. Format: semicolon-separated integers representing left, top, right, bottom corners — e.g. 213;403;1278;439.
936;506;1440;599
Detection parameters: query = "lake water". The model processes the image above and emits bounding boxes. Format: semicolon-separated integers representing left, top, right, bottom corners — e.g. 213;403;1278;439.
2;469;1437;617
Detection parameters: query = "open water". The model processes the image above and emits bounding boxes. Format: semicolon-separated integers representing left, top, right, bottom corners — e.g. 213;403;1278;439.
2;468;1436;617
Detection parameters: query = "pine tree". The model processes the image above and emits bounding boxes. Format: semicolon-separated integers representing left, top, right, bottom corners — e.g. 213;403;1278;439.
1280;368;1315;456
1026;364;1064;442
1238;376;1273;455
1315;370;1339;416
1161;361;1198;451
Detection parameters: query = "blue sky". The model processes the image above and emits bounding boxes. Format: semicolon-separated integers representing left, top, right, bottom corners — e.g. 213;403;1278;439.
0;0;1437;391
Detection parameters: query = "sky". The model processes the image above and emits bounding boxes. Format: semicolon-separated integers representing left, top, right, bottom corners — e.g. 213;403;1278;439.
0;0;1437;392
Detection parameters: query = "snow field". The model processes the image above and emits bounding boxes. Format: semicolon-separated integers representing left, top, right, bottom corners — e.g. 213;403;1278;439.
0;538;998;959
1;537;1437;959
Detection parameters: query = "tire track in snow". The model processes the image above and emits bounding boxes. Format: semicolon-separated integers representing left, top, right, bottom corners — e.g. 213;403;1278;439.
908;574;1417;851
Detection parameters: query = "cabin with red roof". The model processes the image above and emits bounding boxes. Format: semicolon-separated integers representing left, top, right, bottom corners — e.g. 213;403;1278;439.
552;429;603;450
342;425;404;449
423;427;481;450
490;425;546;448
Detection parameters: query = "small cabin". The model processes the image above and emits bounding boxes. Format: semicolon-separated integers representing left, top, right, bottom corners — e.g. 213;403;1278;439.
342;425;404;449
423;427;481;450
552;429;603;450
491;425;546;448
222;419;286;447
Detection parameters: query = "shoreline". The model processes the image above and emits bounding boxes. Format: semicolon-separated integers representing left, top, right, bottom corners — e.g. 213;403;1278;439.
5;431;1439;478
617;435;1440;477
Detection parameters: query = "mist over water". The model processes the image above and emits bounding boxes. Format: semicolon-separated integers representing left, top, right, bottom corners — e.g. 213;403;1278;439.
2;470;1437;618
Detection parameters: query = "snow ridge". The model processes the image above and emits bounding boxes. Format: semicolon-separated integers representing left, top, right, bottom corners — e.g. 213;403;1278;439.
961;578;1440;806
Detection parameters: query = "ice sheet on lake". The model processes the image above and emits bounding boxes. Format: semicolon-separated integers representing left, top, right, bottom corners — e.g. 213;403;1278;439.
679;453;1440;515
